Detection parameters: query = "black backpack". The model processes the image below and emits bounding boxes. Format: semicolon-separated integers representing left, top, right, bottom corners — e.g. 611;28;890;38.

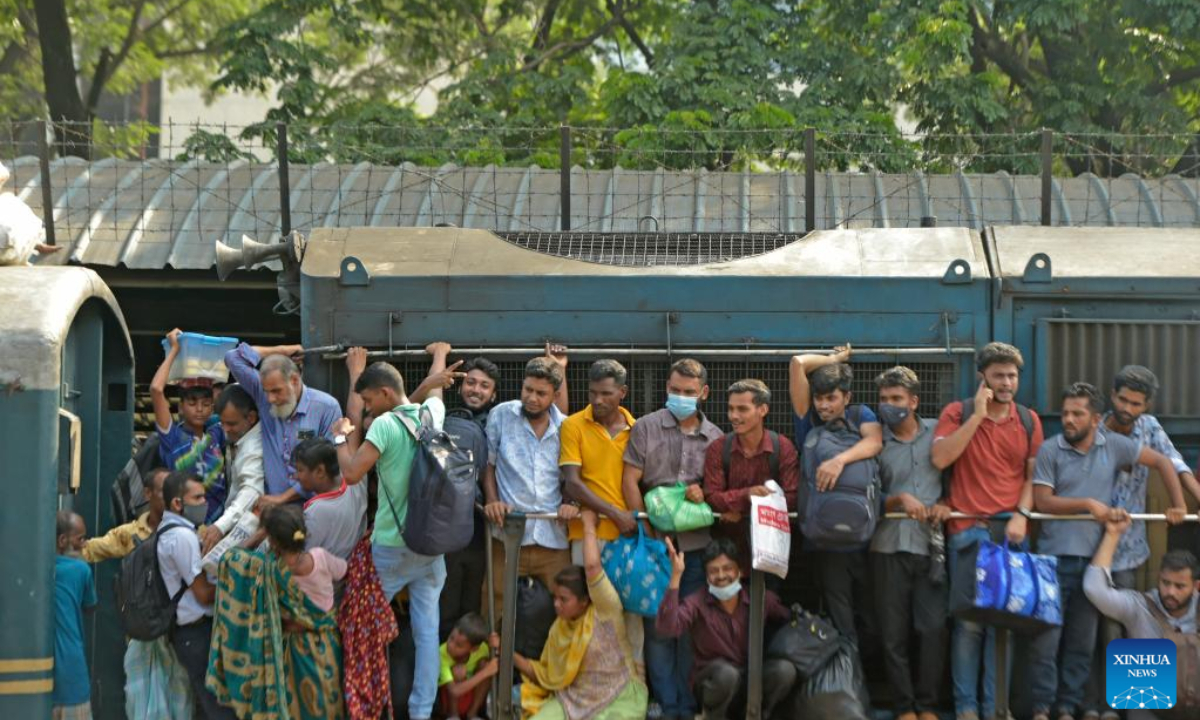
110;434;162;526
798;406;881;549
114;524;189;640
380;407;477;556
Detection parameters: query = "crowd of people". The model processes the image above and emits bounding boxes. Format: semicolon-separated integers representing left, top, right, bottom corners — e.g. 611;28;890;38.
49;332;1200;720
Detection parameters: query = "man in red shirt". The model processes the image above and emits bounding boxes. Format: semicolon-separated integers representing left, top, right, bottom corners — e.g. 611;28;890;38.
931;342;1044;720
702;379;800;571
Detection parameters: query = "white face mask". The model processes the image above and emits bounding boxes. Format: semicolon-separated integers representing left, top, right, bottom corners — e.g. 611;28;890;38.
708;580;742;601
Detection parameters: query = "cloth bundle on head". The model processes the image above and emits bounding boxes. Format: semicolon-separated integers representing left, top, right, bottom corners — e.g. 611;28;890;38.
0;160;51;266
206;548;344;720
338;537;399;720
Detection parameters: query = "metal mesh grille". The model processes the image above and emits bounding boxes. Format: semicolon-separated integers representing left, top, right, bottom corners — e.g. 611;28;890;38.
383;356;958;437
1041;320;1200;417
497;232;802;266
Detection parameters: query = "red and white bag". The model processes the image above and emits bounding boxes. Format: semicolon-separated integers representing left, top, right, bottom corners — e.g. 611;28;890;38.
751;480;791;579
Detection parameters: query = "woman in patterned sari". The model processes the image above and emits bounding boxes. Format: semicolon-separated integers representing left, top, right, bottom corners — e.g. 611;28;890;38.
514;509;649;720
206;547;345;719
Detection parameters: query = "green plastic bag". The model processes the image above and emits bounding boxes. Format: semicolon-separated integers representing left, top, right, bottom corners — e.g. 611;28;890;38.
644;483;716;533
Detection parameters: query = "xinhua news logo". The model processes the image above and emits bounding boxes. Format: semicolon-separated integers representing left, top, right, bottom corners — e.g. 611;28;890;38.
1106;638;1177;711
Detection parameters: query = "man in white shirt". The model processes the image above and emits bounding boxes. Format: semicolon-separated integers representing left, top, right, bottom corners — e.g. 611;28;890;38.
201;384;265;554
158;471;237;720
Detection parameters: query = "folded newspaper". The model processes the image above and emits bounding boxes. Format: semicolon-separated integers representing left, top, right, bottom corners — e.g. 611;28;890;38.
201;511;260;574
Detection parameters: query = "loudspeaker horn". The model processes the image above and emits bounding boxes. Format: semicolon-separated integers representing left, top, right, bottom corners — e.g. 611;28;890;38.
214;234;295;281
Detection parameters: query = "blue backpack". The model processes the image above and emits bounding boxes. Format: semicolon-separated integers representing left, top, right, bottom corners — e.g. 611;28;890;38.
799;406;881;549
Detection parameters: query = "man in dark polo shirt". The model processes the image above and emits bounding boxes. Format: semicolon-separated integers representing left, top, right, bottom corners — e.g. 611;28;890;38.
702;379;800;570
623;358;724;720
1029;382;1186;720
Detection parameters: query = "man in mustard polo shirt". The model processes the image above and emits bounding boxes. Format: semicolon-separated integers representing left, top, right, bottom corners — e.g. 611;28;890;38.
560;358;643;670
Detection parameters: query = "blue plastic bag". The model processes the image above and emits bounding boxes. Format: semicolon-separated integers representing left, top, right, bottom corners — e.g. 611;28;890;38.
950;539;1062;633
601;524;672;617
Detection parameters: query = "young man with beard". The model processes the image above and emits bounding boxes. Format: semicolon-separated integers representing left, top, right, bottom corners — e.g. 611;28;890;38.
872;366;949;720
1105;366;1200;580
482;356;578;623
224;342;342;506
200;384;265;554
1029;382;1186;720
412;341;503;638
931;341;1044;720
622;358;724;720
1085;515;1200;720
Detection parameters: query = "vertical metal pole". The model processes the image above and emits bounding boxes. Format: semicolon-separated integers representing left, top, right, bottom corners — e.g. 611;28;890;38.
560;125;572;231
38;120;56;247
277;122;292;237
804;128;816;233
496;513;527;720
484;518;498;720
745;569;766;720
1040;128;1053;227
994;628;1010;720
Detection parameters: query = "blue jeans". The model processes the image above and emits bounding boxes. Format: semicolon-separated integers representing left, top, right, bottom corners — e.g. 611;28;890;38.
373;543;448;720
1030;555;1098;715
949;526;1019;718
645;550;705;717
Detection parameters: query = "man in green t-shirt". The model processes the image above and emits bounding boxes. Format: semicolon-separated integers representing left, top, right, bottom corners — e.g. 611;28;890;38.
334;360;448;720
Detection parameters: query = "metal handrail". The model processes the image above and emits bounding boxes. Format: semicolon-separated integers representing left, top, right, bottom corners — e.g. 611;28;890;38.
479;507;1193;719
320;345;978;360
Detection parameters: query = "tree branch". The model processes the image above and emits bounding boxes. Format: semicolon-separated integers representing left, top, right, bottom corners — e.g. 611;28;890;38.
606;0;653;67
520;16;619;72
1148;65;1200;95
967;5;1038;92
529;0;564;57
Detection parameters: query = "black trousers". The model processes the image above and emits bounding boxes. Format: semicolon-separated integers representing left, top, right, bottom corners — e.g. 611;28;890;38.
816;549;873;646
439;523;487;641
871;551;948;714
172;618;239;720
694;658;796;720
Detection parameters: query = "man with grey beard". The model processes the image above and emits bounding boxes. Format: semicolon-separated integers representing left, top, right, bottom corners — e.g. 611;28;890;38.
225;342;342;506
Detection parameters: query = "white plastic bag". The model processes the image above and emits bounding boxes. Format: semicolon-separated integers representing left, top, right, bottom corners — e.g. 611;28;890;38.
751;479;791;579
201;511;260;575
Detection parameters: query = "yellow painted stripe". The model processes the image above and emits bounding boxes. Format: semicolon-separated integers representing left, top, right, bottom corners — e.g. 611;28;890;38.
0;658;53;673
0;679;54;694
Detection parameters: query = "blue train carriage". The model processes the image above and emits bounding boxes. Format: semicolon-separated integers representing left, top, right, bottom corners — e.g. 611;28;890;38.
298;225;991;436
0;267;135;719
990;224;1200;585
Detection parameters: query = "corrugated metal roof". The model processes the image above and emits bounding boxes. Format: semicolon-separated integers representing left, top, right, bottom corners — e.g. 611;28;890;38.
9;157;1200;270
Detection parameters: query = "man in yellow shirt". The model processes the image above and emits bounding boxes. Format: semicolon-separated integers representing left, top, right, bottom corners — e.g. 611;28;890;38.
560;359;644;673
83;467;170;563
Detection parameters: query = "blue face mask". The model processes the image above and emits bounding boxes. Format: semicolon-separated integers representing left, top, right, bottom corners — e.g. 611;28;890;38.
666;393;699;420
708;580;742;601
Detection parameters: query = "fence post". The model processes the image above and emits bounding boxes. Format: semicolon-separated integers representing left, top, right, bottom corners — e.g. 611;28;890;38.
804;128;816;234
560;125;572;231
496;514;528;720
277;122;292;237
38;120;56;247
745;569;766;720
1040;128;1053;227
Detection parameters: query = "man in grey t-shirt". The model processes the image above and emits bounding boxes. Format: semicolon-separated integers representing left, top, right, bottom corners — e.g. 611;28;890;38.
293;438;367;561
1084;515;1200;720
1029;383;1187;720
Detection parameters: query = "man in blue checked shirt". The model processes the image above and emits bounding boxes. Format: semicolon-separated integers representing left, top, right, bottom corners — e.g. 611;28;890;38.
224;342;343;505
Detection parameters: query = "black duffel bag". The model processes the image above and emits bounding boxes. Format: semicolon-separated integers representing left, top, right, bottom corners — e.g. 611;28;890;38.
766;604;841;678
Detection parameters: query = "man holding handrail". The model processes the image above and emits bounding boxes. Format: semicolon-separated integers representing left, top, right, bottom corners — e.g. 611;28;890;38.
1029;382;1186;720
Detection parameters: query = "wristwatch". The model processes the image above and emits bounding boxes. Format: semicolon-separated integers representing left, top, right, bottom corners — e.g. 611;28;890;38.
1017;506;1033;519
333;434;347;446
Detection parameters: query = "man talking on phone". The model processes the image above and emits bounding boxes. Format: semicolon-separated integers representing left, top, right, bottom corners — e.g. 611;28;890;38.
930;342;1046;720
